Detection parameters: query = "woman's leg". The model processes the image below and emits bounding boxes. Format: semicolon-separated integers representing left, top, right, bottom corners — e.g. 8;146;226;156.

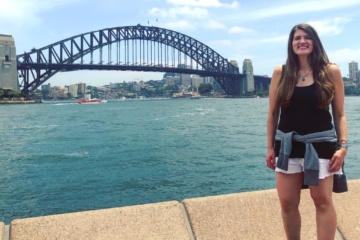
309;175;336;240
276;172;304;240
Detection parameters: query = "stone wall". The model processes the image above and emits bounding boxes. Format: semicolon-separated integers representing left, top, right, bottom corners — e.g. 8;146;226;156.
0;34;19;91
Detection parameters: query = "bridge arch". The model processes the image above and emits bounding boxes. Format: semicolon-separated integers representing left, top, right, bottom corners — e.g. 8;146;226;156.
17;25;244;95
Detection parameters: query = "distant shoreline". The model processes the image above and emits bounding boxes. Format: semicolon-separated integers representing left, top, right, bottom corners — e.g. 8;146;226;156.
0;100;42;104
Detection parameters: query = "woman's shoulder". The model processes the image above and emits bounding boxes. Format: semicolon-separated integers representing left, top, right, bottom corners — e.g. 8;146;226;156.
326;63;341;74
274;64;284;72
326;63;342;83
270;65;284;87
272;64;284;76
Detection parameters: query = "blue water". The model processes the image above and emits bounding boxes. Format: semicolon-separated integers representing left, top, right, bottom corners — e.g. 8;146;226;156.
1;97;359;224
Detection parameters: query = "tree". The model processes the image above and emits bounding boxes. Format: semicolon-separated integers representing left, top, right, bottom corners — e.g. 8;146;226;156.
164;85;179;95
0;88;22;99
198;83;213;95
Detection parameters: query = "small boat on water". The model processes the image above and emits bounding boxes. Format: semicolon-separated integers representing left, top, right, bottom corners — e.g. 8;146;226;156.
77;99;107;104
77;94;107;104
190;94;201;99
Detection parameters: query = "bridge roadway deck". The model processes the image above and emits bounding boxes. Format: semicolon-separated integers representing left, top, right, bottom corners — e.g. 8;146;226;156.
2;179;359;240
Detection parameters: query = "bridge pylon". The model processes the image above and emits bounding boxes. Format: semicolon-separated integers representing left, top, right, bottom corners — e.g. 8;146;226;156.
0;34;19;91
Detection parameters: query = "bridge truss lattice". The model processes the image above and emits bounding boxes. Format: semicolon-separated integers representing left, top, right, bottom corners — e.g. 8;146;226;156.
17;25;244;95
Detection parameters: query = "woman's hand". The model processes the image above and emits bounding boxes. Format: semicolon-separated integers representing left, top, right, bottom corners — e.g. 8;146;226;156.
266;149;276;170
329;148;346;172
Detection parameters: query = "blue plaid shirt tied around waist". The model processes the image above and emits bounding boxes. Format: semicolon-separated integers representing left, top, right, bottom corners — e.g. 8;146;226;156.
275;129;338;187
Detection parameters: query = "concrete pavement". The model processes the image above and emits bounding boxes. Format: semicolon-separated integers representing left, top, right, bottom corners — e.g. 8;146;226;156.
2;179;359;239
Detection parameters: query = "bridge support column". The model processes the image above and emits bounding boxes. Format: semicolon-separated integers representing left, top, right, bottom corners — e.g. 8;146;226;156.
0;34;19;91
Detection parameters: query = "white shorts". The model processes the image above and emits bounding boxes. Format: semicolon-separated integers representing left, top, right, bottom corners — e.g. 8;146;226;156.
275;158;343;179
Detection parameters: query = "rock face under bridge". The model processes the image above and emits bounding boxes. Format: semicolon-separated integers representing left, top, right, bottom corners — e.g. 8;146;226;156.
0;34;19;91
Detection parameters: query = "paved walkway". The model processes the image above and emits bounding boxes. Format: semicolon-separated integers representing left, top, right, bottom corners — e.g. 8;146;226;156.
2;179;359;239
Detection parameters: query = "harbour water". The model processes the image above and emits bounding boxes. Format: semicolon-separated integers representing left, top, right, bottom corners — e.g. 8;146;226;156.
1;97;359;224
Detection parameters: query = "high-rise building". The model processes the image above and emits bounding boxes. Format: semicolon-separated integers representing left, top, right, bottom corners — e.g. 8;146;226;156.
165;76;175;86
242;59;255;93
77;82;86;95
177;64;191;86
0;34;19;90
41;83;51;92
204;76;214;84
349;61;358;81
192;75;204;90
68;84;78;97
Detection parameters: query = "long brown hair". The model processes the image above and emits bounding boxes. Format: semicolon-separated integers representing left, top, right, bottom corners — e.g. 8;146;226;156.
276;23;335;109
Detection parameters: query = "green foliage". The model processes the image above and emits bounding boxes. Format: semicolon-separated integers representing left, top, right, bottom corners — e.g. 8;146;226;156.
254;90;269;97
345;86;360;95
198;83;213;94
0;88;22;99
164;84;179;92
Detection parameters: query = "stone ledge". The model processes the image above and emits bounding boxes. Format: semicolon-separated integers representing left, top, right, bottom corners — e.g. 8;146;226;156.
182;188;319;239
10;201;190;240
7;179;360;240
180;179;359;239
0;222;4;240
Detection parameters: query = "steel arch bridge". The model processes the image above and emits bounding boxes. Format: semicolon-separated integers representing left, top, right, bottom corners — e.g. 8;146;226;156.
17;25;246;95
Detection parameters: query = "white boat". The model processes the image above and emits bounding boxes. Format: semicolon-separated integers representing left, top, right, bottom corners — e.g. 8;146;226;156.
190;94;201;99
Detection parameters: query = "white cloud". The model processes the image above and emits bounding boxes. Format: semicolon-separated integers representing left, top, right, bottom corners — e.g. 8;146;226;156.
327;48;360;76
0;0;77;25
166;0;239;8
239;0;360;20
308;18;352;36
228;26;254;34
204;20;226;29
328;48;360;64
163;20;196;30
148;6;208;19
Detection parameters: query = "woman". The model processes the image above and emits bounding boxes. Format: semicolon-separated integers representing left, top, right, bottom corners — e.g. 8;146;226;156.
266;23;348;240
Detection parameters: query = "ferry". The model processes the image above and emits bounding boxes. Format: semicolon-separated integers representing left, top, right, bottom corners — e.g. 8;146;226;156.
77;94;107;104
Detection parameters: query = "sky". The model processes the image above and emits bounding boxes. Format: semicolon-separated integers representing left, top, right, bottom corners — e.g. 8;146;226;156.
1;0;360;87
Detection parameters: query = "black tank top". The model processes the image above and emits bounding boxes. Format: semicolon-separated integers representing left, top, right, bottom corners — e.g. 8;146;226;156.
275;83;336;158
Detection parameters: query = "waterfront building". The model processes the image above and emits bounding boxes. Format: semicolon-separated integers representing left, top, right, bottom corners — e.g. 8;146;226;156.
204;76;214;84
109;82;117;89
165;76;175;86
77;82;86;95
349;61;358;81
0;34;19;91
177;64;192;86
41;83;51;92
242;59;255;93
132;82;141;92
68;84;78;98
192;75;204;90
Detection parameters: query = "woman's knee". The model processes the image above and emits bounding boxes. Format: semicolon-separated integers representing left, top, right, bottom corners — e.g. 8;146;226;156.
278;196;300;212
309;177;334;209
311;193;332;208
